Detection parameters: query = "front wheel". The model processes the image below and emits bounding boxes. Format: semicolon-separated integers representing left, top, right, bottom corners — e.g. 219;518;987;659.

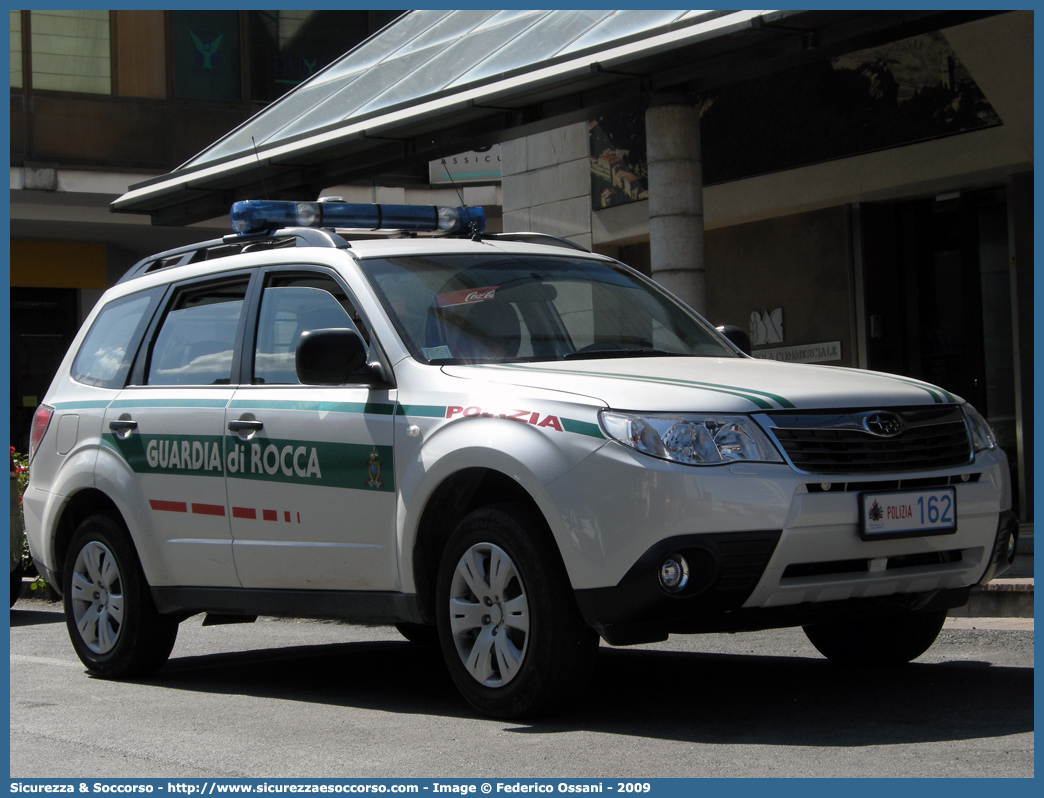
436;504;598;719
63;514;178;678
802;609;948;666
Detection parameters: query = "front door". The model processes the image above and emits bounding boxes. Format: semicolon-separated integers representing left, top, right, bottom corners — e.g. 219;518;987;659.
226;268;398;591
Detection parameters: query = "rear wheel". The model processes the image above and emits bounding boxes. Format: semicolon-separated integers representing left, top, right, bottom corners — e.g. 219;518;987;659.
435;503;598;719
802;609;947;665
63;514;178;678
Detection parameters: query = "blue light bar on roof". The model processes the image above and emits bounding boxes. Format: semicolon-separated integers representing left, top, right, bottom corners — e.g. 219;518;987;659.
230;200;486;236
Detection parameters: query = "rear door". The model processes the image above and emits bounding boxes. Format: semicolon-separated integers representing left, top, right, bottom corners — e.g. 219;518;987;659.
225;266;398;591
102;275;251;588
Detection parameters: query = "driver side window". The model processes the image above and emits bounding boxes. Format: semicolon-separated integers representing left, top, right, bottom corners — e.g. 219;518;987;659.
253;274;365;385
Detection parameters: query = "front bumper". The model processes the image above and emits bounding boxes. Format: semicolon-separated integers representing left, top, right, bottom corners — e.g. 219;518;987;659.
574;530;782;644
573;511;1017;647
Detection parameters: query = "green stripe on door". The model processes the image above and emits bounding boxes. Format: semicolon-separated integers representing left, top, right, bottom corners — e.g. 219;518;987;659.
101;432;393;492
228;399;395;415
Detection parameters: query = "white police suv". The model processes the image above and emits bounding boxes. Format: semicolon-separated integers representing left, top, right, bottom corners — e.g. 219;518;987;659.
23;200;1017;718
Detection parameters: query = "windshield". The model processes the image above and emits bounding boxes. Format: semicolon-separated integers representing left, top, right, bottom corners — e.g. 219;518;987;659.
361;253;738;364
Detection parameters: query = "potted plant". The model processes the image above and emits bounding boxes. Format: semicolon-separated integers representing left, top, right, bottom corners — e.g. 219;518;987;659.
10;447;27;606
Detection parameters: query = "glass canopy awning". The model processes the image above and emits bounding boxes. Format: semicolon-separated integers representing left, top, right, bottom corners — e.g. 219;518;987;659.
112;9;990;225
188;10;737;169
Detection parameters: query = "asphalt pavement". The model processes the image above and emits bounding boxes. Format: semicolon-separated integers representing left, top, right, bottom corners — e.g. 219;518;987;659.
9;596;1033;779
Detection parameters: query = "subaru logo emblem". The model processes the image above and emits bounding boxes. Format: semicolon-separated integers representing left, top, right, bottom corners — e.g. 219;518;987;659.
863;411;904;437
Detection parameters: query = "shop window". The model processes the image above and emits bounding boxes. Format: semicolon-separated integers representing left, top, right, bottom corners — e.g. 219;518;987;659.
172;10;241;101
10;11;22;89
30;10;111;94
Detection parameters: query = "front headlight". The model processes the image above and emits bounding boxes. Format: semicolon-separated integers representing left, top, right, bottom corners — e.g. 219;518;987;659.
600;411;783;466
962;404;997;453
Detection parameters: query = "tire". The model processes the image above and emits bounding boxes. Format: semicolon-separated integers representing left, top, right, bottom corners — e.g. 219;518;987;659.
10;565;21;607
802;609;948;666
394;622;439;646
435;503;598;719
63;514;179;679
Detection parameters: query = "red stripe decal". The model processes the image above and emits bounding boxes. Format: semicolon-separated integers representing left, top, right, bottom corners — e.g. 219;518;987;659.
150;499;187;513
192;503;225;517
231;507;300;523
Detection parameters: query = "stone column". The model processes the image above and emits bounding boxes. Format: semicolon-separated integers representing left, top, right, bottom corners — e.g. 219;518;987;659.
645;96;705;314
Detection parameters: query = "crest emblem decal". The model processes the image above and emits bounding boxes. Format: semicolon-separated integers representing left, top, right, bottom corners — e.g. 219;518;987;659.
365;447;383;488
867;499;884;523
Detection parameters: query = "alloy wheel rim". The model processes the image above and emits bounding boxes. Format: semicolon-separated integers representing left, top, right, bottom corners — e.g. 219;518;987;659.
70;541;124;655
448;542;530;687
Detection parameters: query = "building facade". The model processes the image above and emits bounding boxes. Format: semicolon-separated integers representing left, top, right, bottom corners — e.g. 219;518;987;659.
500;12;1033;522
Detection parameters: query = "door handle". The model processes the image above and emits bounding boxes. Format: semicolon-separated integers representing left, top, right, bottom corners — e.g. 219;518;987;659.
227;419;264;433
108;418;138;432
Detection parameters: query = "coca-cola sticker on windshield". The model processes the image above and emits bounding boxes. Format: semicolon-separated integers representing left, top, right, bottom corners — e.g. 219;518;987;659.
436;286;497;308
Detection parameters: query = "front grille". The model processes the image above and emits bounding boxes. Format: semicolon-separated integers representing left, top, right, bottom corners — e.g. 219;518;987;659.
764;406;972;474
713;536;780;596
806;474;980;493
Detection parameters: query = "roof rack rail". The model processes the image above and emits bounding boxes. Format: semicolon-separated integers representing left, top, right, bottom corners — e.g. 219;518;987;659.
488;232;589;252
224;227;351;250
116;228;350;284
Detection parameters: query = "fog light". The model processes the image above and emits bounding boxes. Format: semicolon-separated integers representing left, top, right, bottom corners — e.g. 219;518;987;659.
659;554;690;593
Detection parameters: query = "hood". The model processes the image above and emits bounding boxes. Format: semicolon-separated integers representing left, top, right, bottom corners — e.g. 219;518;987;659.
441;358;961;413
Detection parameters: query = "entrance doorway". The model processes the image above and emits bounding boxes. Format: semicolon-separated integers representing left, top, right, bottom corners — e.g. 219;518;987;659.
10;288;79;452
860;188;1019;514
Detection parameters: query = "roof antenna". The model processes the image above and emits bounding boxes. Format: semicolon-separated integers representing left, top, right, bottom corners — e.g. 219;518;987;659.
433;140;482;242
252;137;271;201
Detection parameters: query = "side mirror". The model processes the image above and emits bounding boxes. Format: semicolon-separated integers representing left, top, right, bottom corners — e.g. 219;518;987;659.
296;328;370;385
716;324;752;356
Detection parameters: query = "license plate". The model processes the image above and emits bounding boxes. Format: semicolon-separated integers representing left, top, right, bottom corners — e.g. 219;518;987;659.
860;487;957;540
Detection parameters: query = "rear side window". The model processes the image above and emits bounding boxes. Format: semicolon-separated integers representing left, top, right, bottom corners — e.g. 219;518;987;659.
146;279;249;386
71;290;160;389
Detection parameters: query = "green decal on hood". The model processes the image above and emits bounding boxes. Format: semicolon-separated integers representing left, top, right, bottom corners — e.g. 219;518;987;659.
873;374;955;404
469;364;796;410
